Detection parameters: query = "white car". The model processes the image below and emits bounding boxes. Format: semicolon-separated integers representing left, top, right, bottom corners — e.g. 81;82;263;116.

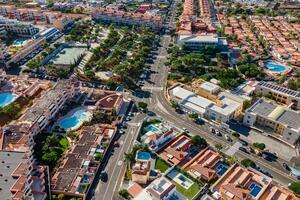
183;127;189;133
225;134;232;141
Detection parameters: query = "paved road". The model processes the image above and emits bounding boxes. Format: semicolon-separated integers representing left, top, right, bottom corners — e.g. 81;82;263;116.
135;30;298;187
94;112;147;200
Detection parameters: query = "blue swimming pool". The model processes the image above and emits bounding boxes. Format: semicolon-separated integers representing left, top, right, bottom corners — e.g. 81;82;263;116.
265;62;286;73
216;163;228;176
59;108;90;130
136;151;151;160
145;124;160;133
0;92;17;107
249;183;262;197
13;38;28;46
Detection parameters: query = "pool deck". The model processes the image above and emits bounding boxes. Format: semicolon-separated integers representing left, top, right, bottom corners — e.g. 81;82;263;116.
56;106;92;131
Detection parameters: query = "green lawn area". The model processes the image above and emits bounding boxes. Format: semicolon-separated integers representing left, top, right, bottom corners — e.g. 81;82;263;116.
172;181;203;200
155;158;170;173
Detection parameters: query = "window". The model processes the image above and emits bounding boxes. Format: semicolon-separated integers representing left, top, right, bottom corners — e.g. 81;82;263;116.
247;120;250;124
288;132;292;136
248;116;250;119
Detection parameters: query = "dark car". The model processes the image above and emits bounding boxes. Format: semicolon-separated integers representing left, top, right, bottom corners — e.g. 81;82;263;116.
239;147;249;154
100;172;108;182
239;139;248;146
283;163;291;171
262;152;278;162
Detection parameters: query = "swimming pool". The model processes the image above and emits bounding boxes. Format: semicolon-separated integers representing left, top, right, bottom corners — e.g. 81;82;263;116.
145;124;160;133
0;92;17;107
264;61;287;73
249;183;262;197
12;38;28;47
136;151;151;160
59;107;91;130
216;163;228;176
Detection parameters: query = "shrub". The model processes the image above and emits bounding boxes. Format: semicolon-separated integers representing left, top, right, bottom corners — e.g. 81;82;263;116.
119;189;130;199
253;143;266;150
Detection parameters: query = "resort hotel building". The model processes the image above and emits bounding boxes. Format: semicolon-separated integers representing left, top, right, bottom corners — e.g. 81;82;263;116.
243;98;300;147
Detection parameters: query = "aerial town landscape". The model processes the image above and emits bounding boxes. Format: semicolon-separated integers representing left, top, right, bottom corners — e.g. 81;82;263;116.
1;0;300;199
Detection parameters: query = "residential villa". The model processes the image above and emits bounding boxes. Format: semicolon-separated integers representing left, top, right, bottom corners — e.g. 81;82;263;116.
141;122;179;151
259;185;298;200
159;135;192;165
132;159;151;184
183;147;221;182
211;164;272;200
133;177;184;200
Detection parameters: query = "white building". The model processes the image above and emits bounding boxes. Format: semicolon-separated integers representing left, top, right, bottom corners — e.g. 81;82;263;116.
134;177;185;200
169;83;243;123
177;34;227;50
243;98;300;147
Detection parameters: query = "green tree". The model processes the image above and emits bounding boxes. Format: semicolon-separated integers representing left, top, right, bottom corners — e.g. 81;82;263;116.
138;102;148;110
288;182;300;195
188;113;198;120
191;135;208;148
241;159;256;168
215;143;223;151
253;143;266;150
119;189;130;199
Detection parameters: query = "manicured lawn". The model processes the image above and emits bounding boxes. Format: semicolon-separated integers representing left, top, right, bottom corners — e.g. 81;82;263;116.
155;158;170;173
173;182;203;200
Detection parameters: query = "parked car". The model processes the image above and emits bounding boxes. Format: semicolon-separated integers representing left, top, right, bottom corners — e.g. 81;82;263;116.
239;139;248;146
239;147;249;154
183;127;189;133
283;163;291;171
210;127;215;134
100;172;108;182
225;134;232;142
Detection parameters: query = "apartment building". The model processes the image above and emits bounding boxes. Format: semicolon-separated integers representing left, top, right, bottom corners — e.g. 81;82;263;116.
51;125;116;198
255;81;300;110
6;37;46;67
0;80;77;200
0;16;39;36
212;164;272;200
91;7;163;30
168;82;244;123
243;98;300;147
